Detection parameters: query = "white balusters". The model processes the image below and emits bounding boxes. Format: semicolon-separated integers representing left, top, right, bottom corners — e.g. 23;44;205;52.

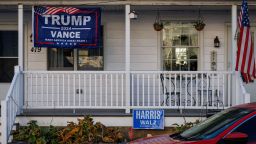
23;71;232;110
95;74;97;106
131;74;134;106
147;74;150;106
116;74;119;106
153;74;156;107
62;74;64;107
137;74;139;106
57;74;60;107
121;73;124;107
89;74;92;107
100;74;103;106
105;74;107;107
196;74;198;107
142;74;145;107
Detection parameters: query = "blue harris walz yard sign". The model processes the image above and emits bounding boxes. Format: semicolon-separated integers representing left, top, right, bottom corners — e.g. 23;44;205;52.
133;109;164;129
33;6;101;48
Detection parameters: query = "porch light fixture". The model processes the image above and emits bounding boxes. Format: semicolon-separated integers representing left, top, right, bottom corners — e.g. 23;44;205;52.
214;36;220;48
129;11;138;19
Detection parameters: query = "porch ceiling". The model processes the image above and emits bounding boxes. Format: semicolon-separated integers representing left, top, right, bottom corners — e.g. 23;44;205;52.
1;5;256;12
0;0;256;6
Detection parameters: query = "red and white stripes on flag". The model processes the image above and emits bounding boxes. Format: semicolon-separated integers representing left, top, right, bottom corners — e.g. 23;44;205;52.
236;0;256;83
44;7;80;15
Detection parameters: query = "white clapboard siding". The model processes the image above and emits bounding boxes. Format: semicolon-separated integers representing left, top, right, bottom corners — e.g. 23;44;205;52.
20;9;235;71
0;8;255;72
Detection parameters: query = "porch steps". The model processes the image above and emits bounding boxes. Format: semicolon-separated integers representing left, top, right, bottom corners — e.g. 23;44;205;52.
20;108;216;117
0;118;20;144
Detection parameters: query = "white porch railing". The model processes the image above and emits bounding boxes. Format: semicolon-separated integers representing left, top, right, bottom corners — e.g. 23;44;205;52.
130;71;233;109
23;71;234;110
1;66;23;144
1;70;247;143
23;71;126;109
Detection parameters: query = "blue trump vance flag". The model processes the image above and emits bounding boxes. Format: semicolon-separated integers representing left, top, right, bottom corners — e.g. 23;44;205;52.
33;6;101;49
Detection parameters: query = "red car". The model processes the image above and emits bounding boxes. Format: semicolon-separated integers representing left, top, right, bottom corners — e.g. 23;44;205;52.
130;103;256;144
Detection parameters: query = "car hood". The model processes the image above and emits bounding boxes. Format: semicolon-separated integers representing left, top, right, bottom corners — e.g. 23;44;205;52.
130;134;197;144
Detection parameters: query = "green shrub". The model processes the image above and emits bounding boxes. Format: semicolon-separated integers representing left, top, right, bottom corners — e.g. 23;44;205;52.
58;116;124;143
13;116;124;144
172;119;201;133
13;120;46;144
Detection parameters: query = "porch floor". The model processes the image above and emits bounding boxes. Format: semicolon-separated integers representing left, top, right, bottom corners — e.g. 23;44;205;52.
18;108;222;117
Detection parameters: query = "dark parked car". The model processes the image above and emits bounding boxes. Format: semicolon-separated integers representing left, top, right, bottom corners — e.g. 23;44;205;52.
130;103;256;144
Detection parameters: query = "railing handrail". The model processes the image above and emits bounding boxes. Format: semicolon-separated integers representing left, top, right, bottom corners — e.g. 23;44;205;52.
1;66;22;143
23;70;233;74
23;71;126;74
131;71;233;74
4;71;20;102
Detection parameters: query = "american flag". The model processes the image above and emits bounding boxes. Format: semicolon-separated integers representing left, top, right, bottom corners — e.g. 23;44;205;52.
34;6;80;15
236;0;256;83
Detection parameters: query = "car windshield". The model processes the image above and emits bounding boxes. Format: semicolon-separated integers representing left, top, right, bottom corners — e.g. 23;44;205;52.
179;108;253;140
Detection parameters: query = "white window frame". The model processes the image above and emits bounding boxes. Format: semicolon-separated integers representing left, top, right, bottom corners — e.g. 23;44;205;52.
0;24;18;83
161;21;200;71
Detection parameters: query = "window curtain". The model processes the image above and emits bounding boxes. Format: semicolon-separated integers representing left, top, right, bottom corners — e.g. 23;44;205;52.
49;48;64;68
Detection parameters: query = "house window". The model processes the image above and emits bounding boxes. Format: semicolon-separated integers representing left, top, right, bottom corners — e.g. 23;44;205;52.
0;31;18;82
48;48;103;71
77;49;103;70
48;48;74;70
48;26;103;71
162;22;199;71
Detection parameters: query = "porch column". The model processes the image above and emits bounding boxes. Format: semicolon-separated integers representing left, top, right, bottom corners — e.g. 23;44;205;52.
232;5;240;105
18;4;24;113
125;5;131;113
231;5;237;72
18;4;24;71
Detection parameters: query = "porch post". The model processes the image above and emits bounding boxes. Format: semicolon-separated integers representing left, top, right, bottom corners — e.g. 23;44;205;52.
18;4;24;71
1;101;7;144
232;5;240;105
18;4;24;113
125;5;131;113
231;5;237;72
